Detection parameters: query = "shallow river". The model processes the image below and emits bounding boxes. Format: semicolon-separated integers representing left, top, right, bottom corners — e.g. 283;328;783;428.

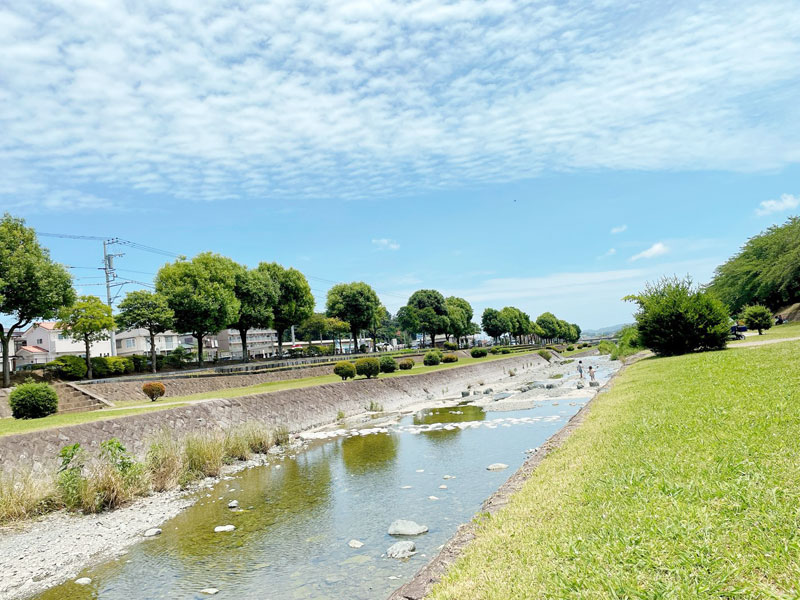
34;395;592;600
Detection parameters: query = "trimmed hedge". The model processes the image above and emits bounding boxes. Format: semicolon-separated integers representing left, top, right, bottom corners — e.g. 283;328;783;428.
443;341;458;351
142;382;166;401
379;355;398;373
470;347;488;358
537;349;552;361
355;357;380;379
46;355;87;380
442;353;458;363
9;381;59;419
423;350;442;366
399;358;415;370
333;361;356;380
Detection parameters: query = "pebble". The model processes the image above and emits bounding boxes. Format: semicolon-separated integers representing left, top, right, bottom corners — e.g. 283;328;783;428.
348;539;364;549
200;588;219;595
486;463;509;471
143;528;162;537
75;577;92;585
228;500;239;509
443;475;455;480
214;525;236;533
439;485;447;489
428;496;439;501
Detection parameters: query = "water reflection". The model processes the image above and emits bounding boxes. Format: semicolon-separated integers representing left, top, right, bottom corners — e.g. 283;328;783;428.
413;405;486;444
340;432;398;475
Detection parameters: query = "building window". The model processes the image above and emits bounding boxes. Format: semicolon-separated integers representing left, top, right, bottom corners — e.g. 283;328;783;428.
116;340;122;349
58;333;67;340
165;336;174;349
125;338;135;349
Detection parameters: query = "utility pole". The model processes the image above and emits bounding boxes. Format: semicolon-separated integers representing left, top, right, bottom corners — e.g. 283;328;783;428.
102;239;123;356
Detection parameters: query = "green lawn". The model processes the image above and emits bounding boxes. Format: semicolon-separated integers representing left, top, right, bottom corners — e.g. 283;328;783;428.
729;320;800;344
0;351;538;437
430;341;800;599
559;346;595;357
0;404;187;437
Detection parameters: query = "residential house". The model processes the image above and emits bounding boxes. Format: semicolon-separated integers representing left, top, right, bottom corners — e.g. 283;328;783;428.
15;322;113;369
115;329;183;357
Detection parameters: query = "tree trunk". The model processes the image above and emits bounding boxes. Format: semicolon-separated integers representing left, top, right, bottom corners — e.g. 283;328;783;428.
277;327;284;356
240;328;249;362
371;334;377;352
352;328;359;354
337;335;343;354
150;331;157;373
430;333;437;348
1;333;11;388
85;337;92;379
196;333;204;366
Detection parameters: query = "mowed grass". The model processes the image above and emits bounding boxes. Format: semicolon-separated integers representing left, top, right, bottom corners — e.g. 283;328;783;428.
0;351;537;437
430;341;800;599
729;320;800;344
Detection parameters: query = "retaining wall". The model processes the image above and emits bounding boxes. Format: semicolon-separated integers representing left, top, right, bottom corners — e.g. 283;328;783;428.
0;389;9;419
0;354;545;472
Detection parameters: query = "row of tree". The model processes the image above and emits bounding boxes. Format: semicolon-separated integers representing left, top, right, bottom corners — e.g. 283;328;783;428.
481;307;580;344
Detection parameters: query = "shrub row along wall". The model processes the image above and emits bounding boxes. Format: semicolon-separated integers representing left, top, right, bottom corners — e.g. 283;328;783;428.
0;354;546;472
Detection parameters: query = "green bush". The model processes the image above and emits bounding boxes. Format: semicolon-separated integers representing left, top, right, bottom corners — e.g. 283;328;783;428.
9;381;59;419
626;276;729;356
90;356;111;378
597;340;616;355
164;346;193;368
142;382;166;401
379;355;398;373
399;358;415;370
537;349;552;361
423;350;442;366
471;348;488;358
129;354;149;372
442;353;458;363
46;355;87;380
443;341;458;351
742;304;773;335
109;356;134;374
355;357;380;378
489;346;501;355
333;361;356;380
566;345;575;351
501;348;511;354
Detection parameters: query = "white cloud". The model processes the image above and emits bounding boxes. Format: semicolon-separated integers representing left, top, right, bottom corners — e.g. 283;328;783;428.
610;225;627;234
372;238;400;251
755;193;799;216
630;242;669;261
1;2;800;205
598;248;617;259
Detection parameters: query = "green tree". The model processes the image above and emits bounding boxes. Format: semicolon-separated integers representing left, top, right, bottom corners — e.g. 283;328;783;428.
406;289;449;347
367;305;392;350
625;276;729;356
445;296;473;346
326;282;381;353
155;252;240;366
571;323;582;341
536;312;560;342
0;214;76;387
57;295;116;379
261;263;314;356
116;290;174;373
396;305;421;343
481;308;508;342
741;304;773;335
230;264;278;362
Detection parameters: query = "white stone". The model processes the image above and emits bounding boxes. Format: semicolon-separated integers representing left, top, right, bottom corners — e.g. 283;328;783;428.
486;463;509;471
443;475;455;480
143;528;162;537
415;469;424;473
348;539;364;549
227;500;239;509
388;520;428;536
214;525;236;533
386;541;416;559
428;496;439;501
439;485;447;489
200;589;219;595
75;577;92;585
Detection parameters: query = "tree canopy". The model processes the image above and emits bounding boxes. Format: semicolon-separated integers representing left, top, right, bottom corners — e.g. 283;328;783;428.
229;264;279;361
326;281;381;353
58;295;115;379
116;290;174;372
405;289;449;346
709;216;800;312
481;308;508;341
0;214;75;387
261;262;315;354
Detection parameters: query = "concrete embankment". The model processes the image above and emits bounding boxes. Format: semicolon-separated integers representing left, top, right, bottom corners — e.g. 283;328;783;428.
0;353;546;472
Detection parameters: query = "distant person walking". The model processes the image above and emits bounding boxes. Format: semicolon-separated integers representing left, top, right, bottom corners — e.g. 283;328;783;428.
577;361;584;379
588;366;596;382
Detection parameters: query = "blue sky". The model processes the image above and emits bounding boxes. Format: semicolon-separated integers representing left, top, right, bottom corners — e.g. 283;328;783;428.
2;1;799;329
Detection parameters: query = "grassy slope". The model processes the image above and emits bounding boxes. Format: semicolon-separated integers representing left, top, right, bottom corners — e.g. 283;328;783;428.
431;342;800;599
0;351;537;437
729;320;800;344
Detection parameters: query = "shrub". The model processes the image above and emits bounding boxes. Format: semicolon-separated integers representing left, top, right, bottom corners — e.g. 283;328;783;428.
379;355;398;373
109;356;134;374
443;341;458;351
57;443;86;509
742;304;773;335
164;346;193;368
423;350;442;366
367;400;383;412
129;354;149;372
183;432;225;478
142;382;166;401
566;345;575;351
625;276;729;356
223;430;252;462
359;344;368;354
146;429;183;492
274;425;290;446
81;438;148;513
489;347;501;355
46;355;87;380
336;410;345;421
537;349;552;361
9;381;58;419
90;356;112;378
442;353;458;363
333;361;356;380
355;357;380;378
501;348;511;354
0;468;58;523
471;348;488;358
399;358;415;370
597;340;616;355
236;421;277;454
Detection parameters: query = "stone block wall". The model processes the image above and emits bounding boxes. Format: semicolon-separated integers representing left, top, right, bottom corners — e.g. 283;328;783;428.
0;353;546;472
0;389;10;418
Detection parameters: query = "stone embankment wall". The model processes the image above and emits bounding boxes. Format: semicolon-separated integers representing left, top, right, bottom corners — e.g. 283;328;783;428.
0;354;545;472
0;389;10;419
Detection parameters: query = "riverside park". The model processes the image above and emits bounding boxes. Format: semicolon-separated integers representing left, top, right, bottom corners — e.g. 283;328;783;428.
2;2;800;599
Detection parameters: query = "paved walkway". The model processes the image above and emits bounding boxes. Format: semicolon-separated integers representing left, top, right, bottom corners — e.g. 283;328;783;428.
730;336;800;348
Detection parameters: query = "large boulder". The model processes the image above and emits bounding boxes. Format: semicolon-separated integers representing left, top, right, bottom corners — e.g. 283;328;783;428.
388;520;428;536
386;541;416;559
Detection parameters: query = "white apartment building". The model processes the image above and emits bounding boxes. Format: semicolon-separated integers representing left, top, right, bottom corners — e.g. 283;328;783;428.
15;322;113;368
114;328;184;356
216;328;279;359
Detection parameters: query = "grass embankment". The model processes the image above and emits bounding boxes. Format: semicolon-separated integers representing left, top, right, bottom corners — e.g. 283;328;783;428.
0;351;539;438
729;320;800;344
431;341;800;599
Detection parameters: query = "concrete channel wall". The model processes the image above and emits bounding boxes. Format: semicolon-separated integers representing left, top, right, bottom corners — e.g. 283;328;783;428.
0;353;546;472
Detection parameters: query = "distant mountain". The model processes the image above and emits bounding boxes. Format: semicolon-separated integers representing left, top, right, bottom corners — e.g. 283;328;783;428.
581;323;633;337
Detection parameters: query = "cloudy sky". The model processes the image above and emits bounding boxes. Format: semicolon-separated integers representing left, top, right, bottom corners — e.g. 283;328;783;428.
2;0;799;329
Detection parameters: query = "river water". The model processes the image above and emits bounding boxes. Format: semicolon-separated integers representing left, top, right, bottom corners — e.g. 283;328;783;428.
34;393;594;600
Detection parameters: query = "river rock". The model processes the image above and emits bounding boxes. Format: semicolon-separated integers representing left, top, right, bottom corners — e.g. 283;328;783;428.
461;391;470;397
483;388;493;394
200;589;219;595
590;381;600;387
443;474;455;480
487;463;508;471
227;500;239;509
386;541;416;559
576;381;585;389
143;528;162;537
388;520;428;536
439;485;447;489
428;496;439;500
348;539;364;549
214;525;236;533
75;578;92;585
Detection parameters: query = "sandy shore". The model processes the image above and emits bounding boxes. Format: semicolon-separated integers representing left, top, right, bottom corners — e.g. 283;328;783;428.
0;352;619;600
